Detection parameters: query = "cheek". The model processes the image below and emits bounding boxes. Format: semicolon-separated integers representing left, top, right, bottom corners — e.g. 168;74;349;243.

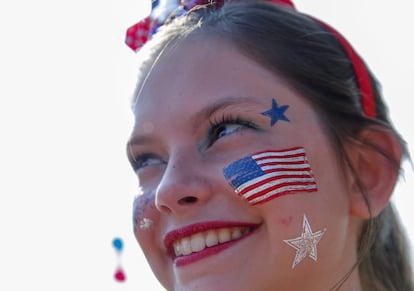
306;142;351;211
133;191;157;242
223;147;318;206
132;191;173;289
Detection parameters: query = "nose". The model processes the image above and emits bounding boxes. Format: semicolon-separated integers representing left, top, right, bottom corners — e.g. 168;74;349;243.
155;151;213;215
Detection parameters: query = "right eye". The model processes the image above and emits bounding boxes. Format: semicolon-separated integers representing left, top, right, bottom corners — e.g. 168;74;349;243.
130;153;165;172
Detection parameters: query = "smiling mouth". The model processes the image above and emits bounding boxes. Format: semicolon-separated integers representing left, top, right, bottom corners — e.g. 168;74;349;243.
172;226;254;257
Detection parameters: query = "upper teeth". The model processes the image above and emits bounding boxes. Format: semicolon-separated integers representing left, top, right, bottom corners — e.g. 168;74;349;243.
173;227;251;257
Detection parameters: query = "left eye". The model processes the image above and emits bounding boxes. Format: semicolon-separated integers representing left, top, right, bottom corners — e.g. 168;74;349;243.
208;118;256;147
213;123;244;139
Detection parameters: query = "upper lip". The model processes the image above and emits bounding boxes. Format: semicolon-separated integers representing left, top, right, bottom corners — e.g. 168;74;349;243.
163;221;260;258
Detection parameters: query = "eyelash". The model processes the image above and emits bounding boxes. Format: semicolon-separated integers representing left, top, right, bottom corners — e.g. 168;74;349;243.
207;114;256;147
129;152;164;172
129;114;256;171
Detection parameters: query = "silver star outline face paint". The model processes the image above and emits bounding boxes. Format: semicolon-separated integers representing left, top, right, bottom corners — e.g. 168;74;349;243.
283;214;327;269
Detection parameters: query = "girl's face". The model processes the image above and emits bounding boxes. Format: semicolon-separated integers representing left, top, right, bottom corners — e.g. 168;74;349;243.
128;38;361;290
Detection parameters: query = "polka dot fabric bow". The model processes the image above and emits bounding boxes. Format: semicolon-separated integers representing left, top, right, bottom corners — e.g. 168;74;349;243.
125;0;294;52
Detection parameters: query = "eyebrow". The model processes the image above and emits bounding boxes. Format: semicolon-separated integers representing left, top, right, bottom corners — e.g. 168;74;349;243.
126;135;157;163
128;135;155;147
127;96;262;149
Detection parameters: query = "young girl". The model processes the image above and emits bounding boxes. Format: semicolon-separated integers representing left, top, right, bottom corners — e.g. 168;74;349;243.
126;1;413;290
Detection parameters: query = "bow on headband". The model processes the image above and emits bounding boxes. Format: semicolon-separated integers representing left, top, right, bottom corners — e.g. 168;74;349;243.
125;0;376;118
125;0;294;52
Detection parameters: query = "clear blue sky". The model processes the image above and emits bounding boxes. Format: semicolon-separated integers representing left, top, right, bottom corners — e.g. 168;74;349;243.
0;1;412;290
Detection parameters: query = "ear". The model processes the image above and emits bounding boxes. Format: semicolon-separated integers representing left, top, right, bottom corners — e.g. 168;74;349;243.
347;127;402;219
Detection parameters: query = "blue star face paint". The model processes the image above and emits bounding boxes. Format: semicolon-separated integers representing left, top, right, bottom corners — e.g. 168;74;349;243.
223;147;317;205
261;98;290;126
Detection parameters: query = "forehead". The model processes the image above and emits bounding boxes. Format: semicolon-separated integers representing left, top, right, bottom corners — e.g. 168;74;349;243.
133;37;287;119
129;36;323;155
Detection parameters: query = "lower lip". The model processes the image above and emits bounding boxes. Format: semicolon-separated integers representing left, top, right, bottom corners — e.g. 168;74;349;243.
173;228;257;267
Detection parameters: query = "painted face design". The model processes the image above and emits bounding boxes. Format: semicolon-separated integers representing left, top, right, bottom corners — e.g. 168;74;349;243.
223;147;317;205
133;189;155;231
283;214;327;269
261;98;290;126
139;217;154;230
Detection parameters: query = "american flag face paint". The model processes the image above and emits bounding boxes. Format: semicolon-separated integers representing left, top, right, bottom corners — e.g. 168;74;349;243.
223;147;317;205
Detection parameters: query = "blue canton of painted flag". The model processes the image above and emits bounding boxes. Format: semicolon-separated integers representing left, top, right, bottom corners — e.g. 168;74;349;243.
223;156;265;189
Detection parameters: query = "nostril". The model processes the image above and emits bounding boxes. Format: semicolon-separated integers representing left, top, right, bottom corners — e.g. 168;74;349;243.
178;196;198;205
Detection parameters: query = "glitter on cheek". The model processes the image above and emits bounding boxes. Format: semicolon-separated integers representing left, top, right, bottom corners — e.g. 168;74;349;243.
223;147;318;205
139;217;154;230
133;190;156;232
